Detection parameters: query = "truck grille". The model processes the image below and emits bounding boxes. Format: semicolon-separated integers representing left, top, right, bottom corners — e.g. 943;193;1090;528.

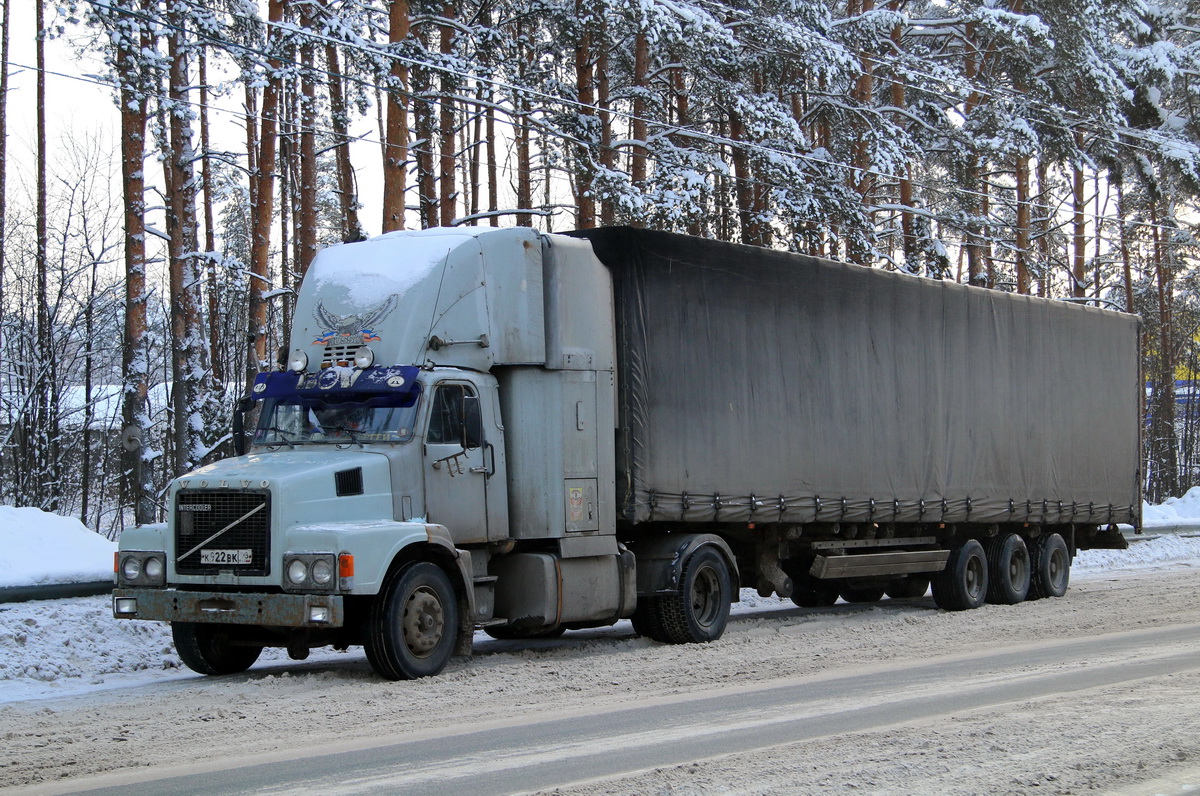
175;490;271;576
322;341;359;366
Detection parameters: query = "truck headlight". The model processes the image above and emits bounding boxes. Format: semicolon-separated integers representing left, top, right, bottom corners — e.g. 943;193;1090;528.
282;553;337;592
288;349;309;372
117;552;167;587
353;346;375;369
287;559;309;585
122;556;142;581
311;558;334;586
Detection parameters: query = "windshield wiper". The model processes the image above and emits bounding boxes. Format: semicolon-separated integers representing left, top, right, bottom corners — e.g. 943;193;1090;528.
324;425;363;447
257;426;298;449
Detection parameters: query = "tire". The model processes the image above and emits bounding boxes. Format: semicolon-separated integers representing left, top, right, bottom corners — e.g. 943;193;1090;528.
1028;532;1070;600
484;624;566;640
364;561;459;680
630;598;666;639
932;539;988;611
172;622;262;676
839;585;886;603
790;578;840;608
648;547;733;644
985;533;1031;605
884;576;930;600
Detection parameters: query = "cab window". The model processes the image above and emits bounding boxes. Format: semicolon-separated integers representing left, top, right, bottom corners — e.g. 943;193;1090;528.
427;384;482;447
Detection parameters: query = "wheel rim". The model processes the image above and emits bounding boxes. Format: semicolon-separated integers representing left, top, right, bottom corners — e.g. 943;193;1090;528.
691;566;721;628
1008;548;1029;589
1048;547;1067;589
965;555;984;600
402;585;445;658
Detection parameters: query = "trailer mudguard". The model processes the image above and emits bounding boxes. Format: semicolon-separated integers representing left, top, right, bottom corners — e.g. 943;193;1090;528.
630;533;740;598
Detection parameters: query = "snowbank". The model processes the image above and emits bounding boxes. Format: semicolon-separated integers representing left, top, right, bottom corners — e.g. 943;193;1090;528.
0;507;115;588
1143;486;1200;527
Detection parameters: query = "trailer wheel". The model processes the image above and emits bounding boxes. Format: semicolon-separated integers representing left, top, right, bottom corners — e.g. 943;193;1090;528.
790;578;840;608
365;561;459;680
985;533;1030;605
653;547;732;644
932;539;988;611
172;622;262;676
1028;532;1070;600
884;576;930;600
631;598;666;639
839;585;886;603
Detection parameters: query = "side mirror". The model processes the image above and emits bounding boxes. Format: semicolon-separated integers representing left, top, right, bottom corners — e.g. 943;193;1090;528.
232;397;254;456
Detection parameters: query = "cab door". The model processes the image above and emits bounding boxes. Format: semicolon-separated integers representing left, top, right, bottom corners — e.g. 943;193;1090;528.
423;381;490;543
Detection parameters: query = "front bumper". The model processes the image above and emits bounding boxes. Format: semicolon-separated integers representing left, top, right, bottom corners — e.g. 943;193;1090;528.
112;588;345;627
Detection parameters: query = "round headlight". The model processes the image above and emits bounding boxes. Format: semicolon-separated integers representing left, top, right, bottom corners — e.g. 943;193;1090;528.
353;346;375;369
311;558;334;585
121;556;142;581
288;349;309;373
144;557;164;579
287;559;309;585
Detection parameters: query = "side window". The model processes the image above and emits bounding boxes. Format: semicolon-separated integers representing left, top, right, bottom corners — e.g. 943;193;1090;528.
427;384;483;447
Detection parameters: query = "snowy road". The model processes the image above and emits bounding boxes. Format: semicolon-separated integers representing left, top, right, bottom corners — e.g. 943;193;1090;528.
4;547;1200;795
42;621;1200;796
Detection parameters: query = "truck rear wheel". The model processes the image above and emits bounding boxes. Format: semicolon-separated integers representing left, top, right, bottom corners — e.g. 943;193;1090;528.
172;622;262;676
649;547;732;644
365;561;459;680
839;585;886;603
932;539;988;611
985;533;1030;605
790;578;839;608
884;576;930;600
1028;532;1070;600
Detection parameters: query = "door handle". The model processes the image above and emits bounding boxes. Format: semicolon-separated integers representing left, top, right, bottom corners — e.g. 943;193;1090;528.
471;442;496;477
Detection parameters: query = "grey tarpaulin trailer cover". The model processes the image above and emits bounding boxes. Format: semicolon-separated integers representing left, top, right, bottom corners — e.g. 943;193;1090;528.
570;227;1142;535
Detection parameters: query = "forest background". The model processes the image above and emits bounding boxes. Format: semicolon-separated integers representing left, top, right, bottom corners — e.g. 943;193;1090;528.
1;0;1197;537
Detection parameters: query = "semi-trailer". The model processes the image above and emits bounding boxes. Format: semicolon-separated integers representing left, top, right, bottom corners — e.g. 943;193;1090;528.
114;226;1140;679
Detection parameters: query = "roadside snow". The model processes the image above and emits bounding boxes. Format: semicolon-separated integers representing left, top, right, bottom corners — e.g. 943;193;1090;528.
1;532;1199;705
0;507;114;588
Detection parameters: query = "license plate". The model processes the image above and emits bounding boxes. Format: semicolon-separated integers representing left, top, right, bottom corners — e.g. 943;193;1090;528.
200;549;253;565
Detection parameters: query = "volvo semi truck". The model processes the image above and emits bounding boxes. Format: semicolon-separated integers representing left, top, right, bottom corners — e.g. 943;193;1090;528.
113;226;1140;679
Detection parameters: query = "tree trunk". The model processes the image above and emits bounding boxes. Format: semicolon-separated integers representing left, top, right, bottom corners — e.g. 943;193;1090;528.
247;0;285;388
630;29;649;227
1014;155;1031;294
164;3;205;475
297;4;318;279
34;0;61;511
439;3;457;227
327;43;364;241
382;0;410;232
1072;132;1087;299
573;0;596;228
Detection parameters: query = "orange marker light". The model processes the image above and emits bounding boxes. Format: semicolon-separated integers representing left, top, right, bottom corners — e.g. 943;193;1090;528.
339;554;355;578
114;552;119;573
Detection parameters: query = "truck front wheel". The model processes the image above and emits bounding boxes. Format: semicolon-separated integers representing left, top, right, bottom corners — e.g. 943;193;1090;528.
932;539;988;611
648;547;732;644
365;561;459;680
172;622;263;675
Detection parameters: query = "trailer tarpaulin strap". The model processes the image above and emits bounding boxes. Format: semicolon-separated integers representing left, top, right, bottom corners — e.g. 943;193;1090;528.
569;228;1141;528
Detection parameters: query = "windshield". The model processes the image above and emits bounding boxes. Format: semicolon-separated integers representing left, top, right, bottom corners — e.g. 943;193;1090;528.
253;393;420;446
